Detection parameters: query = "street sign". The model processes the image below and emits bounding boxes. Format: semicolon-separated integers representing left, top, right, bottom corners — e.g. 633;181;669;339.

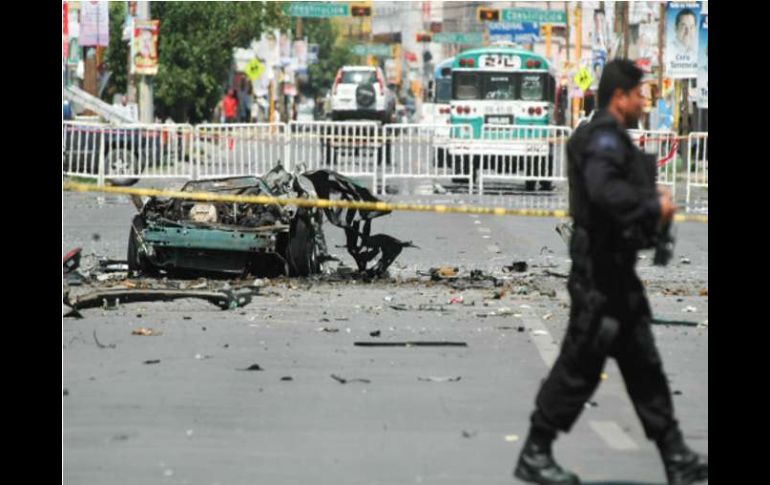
574;67;593;92
245;58;264;81
352;44;392;57
432;32;484;45
487;22;540;44
283;2;349;18
502;8;567;25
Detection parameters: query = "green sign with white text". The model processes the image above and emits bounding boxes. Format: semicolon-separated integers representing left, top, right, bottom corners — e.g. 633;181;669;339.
502;9;566;25
283;2;349;18
432;32;484;45
352;44;392;57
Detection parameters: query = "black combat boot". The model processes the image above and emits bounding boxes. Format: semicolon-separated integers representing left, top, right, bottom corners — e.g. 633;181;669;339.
657;428;708;484
514;427;580;484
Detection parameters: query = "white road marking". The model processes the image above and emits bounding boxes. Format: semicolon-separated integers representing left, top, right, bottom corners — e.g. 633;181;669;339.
588;421;640;451
522;316;640;451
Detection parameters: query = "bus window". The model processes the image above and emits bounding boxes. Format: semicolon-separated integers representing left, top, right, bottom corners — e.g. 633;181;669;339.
435;78;452;103
453;72;481;100
484;74;516;100
520;75;544;101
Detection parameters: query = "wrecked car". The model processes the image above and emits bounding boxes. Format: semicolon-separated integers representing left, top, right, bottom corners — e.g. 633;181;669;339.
128;164;414;278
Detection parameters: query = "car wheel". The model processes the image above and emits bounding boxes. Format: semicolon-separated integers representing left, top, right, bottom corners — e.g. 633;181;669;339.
286;215;320;277
525;181;537;191
127;215;155;275
106;148;139;186
356;84;376;109
539;181;553;191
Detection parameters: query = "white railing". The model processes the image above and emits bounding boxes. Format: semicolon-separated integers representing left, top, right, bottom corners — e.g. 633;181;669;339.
629;129;679;198
62;122;194;183
194;123;287;179
381;123;474;194
686;132;708;212
288;121;381;192
475;124;571;194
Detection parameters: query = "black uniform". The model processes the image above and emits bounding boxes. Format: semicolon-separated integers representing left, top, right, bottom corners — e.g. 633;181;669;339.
529;110;678;442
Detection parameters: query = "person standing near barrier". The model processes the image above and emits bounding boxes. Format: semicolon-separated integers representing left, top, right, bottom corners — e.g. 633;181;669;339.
237;79;253;123
513;60;708;485
222;89;238;124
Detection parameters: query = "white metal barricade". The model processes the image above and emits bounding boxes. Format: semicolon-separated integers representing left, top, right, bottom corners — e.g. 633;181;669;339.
475;125;571;194
62;121;106;184
629;129;678;198
686;132;708;212
62;122;194;185
107;123;193;181
194;123;287;179
380;123;474;195
288;121;381;192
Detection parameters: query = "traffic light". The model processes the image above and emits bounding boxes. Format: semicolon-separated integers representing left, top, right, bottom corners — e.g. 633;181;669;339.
477;7;500;22
416;33;432;43
351;5;372;17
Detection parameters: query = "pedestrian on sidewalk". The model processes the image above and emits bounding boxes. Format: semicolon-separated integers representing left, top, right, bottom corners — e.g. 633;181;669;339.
222;89;238;124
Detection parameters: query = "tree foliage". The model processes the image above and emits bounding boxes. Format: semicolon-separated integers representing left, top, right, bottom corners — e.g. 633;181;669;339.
302;19;354;97
104;2;288;123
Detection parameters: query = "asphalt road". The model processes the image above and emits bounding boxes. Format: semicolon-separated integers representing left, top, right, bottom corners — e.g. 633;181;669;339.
63;184;707;485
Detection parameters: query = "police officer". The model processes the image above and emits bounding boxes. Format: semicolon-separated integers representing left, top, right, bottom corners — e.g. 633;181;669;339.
513;60;708;485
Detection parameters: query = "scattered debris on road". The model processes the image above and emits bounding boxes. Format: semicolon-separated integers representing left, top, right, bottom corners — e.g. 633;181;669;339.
354;341;468;347
417;376;461;383
503;261;528;273
63;288;254;312
331;374;371;384
93;330;116;349
131;328;163;336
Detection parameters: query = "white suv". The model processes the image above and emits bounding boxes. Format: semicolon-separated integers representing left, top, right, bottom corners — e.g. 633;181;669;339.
330;66;394;123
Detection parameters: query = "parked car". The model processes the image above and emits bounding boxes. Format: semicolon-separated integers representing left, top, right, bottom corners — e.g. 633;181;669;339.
330;66;395;123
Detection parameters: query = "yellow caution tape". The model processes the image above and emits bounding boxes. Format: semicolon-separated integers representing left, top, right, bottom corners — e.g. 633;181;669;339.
62;182;707;223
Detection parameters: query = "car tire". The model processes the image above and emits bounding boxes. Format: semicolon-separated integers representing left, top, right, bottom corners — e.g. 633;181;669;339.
127;215;155;275
525;181;537;191
106;148;140;186
286;215;320;277
356;84;376;108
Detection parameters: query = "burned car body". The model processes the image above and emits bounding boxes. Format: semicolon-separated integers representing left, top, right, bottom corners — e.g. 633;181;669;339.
128;165;413;278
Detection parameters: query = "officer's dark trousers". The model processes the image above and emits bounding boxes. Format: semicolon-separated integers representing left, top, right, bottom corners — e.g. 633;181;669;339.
531;272;678;441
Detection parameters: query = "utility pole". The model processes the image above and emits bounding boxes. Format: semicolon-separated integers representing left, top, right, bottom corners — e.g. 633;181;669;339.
127;1;137;104
84;47;98;96
136;1;154;123
622;2;630;59
682;80;690;135
565;3;570;62
657;2;665;104
575;4;582;63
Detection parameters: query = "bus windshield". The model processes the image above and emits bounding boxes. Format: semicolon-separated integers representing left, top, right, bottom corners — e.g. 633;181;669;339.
453;72;550;101
520;74;544;101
